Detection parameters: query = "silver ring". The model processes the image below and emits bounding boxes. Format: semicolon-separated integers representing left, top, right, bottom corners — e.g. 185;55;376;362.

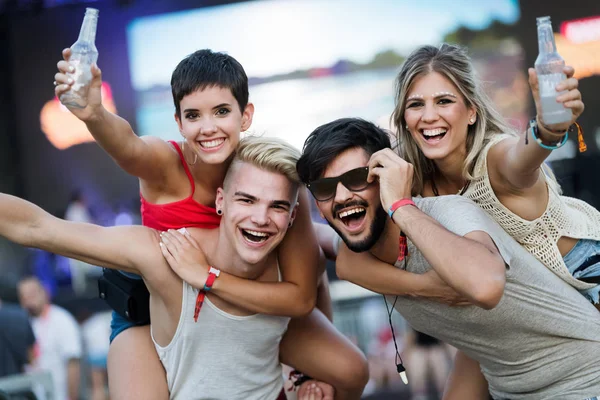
53;81;58;86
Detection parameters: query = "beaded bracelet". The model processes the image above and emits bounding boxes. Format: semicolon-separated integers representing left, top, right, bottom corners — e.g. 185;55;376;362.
528;119;568;150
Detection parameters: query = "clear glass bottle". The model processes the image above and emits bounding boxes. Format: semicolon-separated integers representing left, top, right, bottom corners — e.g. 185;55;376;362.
534;16;572;126
60;8;99;109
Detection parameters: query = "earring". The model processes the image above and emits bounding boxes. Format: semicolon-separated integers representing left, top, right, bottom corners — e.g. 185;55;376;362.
216;209;222;216
469;118;476;124
288;221;293;228
181;141;198;165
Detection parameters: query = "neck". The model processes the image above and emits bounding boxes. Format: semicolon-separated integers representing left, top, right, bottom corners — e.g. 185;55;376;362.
431;148;468;196
369;219;402;264
187;156;232;202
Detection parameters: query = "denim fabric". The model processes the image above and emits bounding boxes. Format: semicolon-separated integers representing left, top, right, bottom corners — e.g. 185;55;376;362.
563;239;600;304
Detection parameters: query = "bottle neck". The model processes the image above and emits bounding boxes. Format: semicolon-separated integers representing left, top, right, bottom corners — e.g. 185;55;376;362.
537;22;557;54
77;13;98;44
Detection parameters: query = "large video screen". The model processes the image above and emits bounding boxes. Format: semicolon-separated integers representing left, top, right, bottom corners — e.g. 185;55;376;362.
127;0;524;151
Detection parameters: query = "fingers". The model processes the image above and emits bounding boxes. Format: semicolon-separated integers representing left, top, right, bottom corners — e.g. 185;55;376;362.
555;77;578;92
57;60;74;74
90;63;103;87
527;68;538;91
563;65;575;78
179;228;201;249
159;242;176;265
62;47;71;61
159;231;184;256
556;88;581;103
366;166;381;184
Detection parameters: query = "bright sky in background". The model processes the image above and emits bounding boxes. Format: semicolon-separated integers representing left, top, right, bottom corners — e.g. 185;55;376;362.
128;0;520;90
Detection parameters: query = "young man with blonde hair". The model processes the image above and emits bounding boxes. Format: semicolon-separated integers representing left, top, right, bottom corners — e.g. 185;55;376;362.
0;137;323;399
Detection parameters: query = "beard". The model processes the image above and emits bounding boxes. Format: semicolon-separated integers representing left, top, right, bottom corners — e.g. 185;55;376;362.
328;204;388;253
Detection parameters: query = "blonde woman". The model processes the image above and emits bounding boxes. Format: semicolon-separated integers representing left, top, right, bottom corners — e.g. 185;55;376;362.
391;43;600;307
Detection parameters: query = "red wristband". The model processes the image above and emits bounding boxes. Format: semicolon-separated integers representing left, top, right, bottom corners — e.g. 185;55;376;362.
193;266;220;322
203;266;220;291
388;198;416;218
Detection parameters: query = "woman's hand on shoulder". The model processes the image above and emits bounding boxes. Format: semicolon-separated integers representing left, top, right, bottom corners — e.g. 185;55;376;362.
159;228;210;289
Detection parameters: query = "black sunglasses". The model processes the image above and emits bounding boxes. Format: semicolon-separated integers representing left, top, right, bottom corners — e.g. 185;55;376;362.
307;167;370;202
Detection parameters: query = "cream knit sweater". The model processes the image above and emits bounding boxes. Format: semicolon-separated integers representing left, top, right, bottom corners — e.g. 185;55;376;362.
463;134;600;290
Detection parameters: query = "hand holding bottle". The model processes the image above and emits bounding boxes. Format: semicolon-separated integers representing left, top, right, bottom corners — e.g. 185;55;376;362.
54;47;104;122
528;65;584;133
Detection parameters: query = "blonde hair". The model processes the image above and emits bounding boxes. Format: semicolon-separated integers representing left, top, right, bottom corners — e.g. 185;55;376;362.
391;43;519;195
225;136;301;196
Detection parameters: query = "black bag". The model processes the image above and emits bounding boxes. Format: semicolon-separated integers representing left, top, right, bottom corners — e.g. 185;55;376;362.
97;269;150;324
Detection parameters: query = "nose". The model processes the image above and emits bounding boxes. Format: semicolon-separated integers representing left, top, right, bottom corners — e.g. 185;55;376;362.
250;205;270;226
421;102;439;124
199;117;218;136
333;181;354;204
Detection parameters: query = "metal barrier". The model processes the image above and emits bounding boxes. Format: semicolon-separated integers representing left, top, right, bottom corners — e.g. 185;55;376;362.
0;371;54;400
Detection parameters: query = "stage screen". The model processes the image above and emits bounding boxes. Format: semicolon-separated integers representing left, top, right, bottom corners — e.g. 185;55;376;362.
127;0;525;151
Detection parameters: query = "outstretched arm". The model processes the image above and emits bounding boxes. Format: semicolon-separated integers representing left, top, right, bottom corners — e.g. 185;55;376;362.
161;189;319;317
0;193;160;277
54;48;174;182
443;351;489;400
488;66;583;191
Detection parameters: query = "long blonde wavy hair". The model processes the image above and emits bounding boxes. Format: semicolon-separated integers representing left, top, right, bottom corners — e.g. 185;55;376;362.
391;43;520;196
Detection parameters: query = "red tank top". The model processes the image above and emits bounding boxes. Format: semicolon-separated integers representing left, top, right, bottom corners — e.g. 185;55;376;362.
140;141;222;230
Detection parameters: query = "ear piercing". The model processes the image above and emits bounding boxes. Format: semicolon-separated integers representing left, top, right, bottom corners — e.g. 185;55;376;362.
216;209;222;215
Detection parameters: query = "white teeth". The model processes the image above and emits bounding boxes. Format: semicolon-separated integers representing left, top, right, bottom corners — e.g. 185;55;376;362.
339;207;365;219
200;138;225;148
243;229;268;237
422;128;447;137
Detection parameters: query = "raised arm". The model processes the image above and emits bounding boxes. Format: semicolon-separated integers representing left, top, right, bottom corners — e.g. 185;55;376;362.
160;189;319;317
369;149;506;309
0;193;160;277
54;48;174;182
487;66;583;191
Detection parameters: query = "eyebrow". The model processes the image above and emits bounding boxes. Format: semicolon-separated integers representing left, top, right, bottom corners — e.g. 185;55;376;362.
406;92;457;102
234;191;291;208
182;103;232;113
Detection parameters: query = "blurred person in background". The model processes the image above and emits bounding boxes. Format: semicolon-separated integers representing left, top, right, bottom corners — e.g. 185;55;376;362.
64;190;98;295
0;295;36;378
18;277;82;400
404;330;451;400
80;310;111;400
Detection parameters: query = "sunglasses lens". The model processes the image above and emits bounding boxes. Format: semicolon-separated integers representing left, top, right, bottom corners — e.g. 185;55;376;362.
309;180;337;201
342;168;369;191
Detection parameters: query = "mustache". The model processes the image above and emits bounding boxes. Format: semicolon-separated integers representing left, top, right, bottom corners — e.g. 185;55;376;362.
332;200;369;217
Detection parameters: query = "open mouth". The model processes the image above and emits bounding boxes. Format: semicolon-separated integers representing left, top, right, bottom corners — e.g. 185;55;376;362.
199;138;226;150
338;206;366;230
421;128;447;143
240;228;271;244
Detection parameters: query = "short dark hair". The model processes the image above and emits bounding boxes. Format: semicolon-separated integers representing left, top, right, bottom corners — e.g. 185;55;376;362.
297;118;391;184
171;49;249;117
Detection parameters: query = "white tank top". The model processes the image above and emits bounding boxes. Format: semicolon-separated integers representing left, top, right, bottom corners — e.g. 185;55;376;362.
152;280;290;399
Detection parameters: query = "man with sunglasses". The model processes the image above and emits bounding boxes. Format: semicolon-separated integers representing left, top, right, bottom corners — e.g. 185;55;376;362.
297;118;600;400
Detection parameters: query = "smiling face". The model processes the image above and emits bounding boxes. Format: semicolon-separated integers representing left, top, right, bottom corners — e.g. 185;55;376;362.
175;86;254;165
216;163;297;266
403;71;476;164
314;147;387;253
